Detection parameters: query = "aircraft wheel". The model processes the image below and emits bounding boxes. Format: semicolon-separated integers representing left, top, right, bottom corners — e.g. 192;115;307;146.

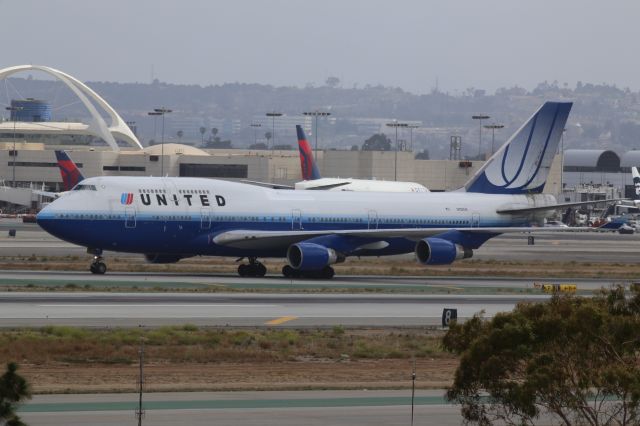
92;262;107;275
256;263;267;277
238;264;249;277
282;265;294;278
321;266;335;279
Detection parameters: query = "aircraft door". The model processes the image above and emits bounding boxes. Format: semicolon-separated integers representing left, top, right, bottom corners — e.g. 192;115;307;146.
471;212;480;228
201;208;211;230
125;208;136;229
291;209;303;230
368;210;378;229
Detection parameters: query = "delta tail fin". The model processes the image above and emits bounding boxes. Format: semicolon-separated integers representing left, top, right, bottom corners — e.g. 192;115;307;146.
464;101;572;194
296;125;321;180
632;166;640;199
55;150;85;191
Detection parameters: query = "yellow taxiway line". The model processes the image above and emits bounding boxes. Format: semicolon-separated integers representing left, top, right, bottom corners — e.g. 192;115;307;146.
265;315;298;325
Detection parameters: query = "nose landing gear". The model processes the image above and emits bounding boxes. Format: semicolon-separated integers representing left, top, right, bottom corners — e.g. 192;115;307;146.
237;257;267;277
87;248;106;275
90;256;107;275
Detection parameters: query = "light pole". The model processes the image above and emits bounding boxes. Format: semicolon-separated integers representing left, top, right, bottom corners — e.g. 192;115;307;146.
149;113;159;145
303;111;331;158
386;121;408;181
407;124;419;152
560;127;566;195
148;108;172;176
483;124;504;155
472;114;490;157
249;123;262;146
6;106;23;187
265;112;282;150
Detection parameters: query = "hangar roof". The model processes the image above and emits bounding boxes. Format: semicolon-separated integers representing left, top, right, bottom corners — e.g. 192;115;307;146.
563;149;620;170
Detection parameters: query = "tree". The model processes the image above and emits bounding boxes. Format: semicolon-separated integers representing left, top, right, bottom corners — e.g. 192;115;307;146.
264;131;272;147
443;286;640;426
176;130;183;142
199;126;206;146
325;76;340;88
362;133;392;151
211;128;219;139
415;149;430;160
0;362;31;426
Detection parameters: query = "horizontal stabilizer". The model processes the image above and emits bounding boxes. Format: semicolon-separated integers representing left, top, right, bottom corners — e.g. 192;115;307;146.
304;182;351;190
241;180;294;190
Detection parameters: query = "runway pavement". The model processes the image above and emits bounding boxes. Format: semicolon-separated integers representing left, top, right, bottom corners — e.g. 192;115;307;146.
0;291;549;327
18;390;463;426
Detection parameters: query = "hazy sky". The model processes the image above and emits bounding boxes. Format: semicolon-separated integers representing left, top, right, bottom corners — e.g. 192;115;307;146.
2;0;639;94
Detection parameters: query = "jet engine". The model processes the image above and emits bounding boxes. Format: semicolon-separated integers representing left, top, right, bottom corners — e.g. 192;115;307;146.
415;237;472;265
287;242;344;271
144;254;184;264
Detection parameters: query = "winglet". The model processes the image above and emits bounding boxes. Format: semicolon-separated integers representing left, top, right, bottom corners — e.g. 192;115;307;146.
464;101;572;194
296;125;321;180
54;150;85;191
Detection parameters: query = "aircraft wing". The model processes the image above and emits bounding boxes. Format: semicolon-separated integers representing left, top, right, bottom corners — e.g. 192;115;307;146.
304;182;351;190
213;226;583;250
241;180;294;190
32;190;59;198
496;198;626;214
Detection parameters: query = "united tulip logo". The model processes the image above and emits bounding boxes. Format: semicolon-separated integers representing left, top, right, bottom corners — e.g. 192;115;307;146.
120;193;134;205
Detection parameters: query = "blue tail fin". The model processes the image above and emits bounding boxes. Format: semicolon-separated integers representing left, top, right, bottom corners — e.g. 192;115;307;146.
54;150;85;191
464;101;572;194
296;125;322;180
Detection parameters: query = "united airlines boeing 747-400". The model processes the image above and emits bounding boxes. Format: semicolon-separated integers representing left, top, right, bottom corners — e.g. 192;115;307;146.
37;101;604;278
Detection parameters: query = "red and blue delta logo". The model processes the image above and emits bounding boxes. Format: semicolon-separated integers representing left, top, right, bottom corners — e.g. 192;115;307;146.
120;193;134;205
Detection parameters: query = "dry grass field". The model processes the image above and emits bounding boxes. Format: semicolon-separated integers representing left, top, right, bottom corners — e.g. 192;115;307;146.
1;326;455;393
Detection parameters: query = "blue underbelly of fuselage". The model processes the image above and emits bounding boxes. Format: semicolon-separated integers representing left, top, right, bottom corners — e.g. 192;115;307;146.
36;217;422;258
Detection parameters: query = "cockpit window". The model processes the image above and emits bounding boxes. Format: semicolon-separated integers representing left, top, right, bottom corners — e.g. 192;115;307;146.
72;184;97;191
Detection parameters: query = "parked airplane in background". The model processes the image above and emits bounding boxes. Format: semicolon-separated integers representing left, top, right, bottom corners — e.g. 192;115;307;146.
294;125;429;192
38;101;610;278
0;150;85;200
633;167;640;201
33;151;85;198
245;126;429;192
55;151;85;191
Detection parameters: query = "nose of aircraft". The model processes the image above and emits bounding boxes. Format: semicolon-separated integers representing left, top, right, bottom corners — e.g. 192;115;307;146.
36;204;56;234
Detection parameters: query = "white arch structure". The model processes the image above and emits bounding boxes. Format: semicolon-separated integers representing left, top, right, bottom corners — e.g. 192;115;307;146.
0;65;142;151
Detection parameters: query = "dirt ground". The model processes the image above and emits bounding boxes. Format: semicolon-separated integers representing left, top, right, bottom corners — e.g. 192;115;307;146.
20;359;457;394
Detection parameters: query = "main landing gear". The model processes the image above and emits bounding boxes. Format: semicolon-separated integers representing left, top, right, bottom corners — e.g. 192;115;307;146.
89;256;107;275
282;265;334;279
237;257;267;277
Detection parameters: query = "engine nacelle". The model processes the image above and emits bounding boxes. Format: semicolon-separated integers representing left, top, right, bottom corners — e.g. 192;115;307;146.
287;242;344;271
144;254;184;264
415;238;473;265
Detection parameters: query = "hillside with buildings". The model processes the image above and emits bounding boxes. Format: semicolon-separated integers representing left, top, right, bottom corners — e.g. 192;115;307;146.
2;77;640;159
